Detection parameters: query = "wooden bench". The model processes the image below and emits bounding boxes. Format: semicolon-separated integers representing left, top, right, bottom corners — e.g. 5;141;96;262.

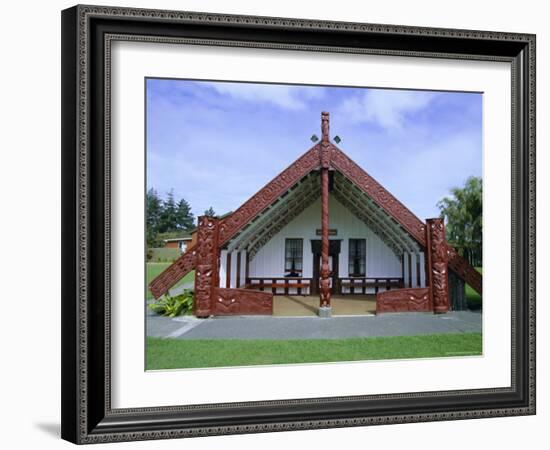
246;278;311;295
340;278;404;294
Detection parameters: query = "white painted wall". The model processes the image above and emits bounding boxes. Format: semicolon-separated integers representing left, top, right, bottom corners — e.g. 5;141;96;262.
219;250;249;289
245;194;408;293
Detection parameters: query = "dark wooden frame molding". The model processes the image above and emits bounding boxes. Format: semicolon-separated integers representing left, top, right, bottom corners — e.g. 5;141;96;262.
61;4;536;444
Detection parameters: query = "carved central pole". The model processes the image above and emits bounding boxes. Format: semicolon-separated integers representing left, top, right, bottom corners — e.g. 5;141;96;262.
319;112;332;314
320;167;331;308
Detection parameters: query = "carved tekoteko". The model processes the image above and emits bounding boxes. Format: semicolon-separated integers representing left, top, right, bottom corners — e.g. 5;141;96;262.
376;287;431;313
193;216;220;317
426;218;449;313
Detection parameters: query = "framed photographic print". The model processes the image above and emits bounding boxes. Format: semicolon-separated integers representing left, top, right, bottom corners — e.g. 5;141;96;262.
61;4;536;444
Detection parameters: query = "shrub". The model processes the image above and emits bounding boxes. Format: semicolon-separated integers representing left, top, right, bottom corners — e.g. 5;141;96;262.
148;290;194;317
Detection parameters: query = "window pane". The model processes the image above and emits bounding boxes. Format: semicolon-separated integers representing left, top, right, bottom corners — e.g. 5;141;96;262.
285;239;303;273
348;239;366;276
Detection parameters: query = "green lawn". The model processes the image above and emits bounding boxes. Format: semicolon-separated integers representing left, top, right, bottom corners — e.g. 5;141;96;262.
146;333;482;370
466;267;483;310
146;263;195;300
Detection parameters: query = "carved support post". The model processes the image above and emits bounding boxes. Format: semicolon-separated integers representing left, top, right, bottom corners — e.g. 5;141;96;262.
426;218;449;314
319;111;332;312
193;216;220;317
319;167;331;308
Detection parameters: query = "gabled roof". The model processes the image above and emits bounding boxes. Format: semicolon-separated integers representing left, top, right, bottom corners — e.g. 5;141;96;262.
150;112;482;299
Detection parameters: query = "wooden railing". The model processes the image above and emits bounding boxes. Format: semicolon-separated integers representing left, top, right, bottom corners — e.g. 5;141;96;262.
339;277;404;294
246;277;404;295
246;277;312;295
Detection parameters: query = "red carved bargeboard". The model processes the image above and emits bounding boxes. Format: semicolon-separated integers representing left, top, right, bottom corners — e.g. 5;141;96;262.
193;216;220;317
217;144;321;245
149;246;197;299
212;288;273;315
330;146;427;244
447;244;482;294
376;287;431;313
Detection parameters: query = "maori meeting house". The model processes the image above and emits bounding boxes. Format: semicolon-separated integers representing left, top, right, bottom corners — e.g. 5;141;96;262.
150;112;482;318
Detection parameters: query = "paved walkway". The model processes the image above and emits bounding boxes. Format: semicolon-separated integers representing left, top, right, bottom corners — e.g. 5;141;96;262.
147;310;481;340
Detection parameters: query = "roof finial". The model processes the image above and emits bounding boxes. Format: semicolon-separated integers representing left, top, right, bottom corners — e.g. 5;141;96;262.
321;111;330;142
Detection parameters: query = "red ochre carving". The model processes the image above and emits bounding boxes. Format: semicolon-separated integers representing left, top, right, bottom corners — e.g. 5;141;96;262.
218;145;321;245
447;245;482;294
193;216;220;317
149;112;482;301
319;166;331;307
330;146;426;244
376;287;431;313
212;288;273;315
426;218;449;313
149;246;197;299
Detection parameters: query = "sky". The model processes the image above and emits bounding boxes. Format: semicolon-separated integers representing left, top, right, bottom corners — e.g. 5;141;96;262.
146;78;482;222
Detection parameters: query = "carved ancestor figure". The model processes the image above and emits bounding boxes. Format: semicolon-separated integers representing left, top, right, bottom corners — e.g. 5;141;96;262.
321;111;330;141
193;216;220;317
319;163;331;307
426;218;449;313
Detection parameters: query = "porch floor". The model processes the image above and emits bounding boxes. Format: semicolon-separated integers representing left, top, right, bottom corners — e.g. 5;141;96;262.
273;294;376;317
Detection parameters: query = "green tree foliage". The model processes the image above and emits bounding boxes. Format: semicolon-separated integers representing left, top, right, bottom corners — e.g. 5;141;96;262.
176;198;195;230
159;189;178;233
146;188;195;247
203;206;216;217
146;188;163;247
437;176;482;266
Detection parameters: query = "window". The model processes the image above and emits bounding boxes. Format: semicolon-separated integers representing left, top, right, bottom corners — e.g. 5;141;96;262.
348;239;366;277
284;238;303;274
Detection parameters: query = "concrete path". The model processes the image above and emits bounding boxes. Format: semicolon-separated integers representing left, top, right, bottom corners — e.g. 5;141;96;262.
147;310;481;340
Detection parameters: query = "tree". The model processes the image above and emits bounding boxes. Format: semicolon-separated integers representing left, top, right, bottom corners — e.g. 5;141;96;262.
203;206;216;217
158;189;178;233
437;176;482;266
175;198;195;230
146;188;163;247
146;189;196;247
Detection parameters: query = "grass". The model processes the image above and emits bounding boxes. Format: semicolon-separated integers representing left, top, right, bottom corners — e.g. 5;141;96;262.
146;263;195;300
466;267;483;310
146;333;482;370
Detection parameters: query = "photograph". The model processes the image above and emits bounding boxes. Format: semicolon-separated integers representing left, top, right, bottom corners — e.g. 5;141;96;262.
145;78;484;370
57;3;536;444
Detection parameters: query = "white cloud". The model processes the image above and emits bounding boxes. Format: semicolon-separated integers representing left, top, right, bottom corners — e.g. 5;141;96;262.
340;89;436;130
208;83;324;110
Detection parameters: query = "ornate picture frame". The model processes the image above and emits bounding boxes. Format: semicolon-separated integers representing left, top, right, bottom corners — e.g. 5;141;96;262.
61;4;535;444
